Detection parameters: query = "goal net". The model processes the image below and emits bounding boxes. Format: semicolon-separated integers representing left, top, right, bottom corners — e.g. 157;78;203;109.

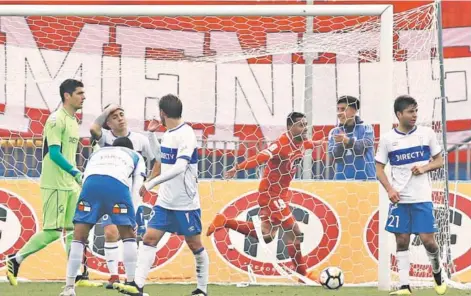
0;2;460;289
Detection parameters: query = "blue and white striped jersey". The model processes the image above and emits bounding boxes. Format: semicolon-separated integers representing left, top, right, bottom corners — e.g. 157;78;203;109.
157;122;199;210
375;125;442;203
84;146;146;190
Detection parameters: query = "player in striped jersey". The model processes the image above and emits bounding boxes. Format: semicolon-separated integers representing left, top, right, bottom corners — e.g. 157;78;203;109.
60;137;146;296
376;95;446;295
116;94;208;296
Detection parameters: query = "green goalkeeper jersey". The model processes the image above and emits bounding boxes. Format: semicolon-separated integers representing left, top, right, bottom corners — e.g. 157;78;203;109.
40;107;80;190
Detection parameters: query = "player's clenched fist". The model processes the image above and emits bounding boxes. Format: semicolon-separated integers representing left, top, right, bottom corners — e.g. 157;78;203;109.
411;165;426;175
224;167;237;179
387;187;400;203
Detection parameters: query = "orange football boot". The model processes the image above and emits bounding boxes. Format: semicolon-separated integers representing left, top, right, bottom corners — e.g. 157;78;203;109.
206;214;227;236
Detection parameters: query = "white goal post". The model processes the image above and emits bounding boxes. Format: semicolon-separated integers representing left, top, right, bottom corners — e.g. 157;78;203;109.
0;3;400;289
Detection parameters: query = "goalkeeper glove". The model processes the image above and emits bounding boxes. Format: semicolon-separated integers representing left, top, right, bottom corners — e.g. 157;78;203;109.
136;205;147;236
70;169;83;186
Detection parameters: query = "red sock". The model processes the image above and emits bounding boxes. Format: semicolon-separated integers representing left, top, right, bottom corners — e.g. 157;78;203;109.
225;219;258;239
287;241;307;276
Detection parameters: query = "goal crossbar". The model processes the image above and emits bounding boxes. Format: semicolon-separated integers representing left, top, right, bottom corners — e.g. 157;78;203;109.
0;4;392;16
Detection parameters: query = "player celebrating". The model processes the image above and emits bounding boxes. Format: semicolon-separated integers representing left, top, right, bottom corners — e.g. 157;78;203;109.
59;137;146;296
207;112;322;282
6;79;95;287
90;104;160;288
116;94;209;296
375;95;446;295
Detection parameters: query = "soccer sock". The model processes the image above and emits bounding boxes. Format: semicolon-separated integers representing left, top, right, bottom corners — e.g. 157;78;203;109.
64;230;74;256
287;241;307;276
397;250;410;287
66;240;84;287
426;249;441;274
135;243;157;288
123;238;138;282
104;241;120;276
225;219;257;239
194;247;209;293
17;230;61;263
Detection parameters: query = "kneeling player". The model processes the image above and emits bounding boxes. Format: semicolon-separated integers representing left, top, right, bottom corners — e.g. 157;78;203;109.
376;95;447;295
207;112;322;283
59;137;146;296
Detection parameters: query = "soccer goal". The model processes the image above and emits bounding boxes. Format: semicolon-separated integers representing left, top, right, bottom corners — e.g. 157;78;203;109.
0;1;459;291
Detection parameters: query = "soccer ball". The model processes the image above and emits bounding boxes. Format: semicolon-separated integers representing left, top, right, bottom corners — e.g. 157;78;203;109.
319;266;344;290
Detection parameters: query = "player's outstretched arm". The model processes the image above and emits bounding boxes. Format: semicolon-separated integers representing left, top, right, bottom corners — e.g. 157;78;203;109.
89;104;120;141
224;150;271;179
132;166;146;208
146;131;162;180
142;158;189;193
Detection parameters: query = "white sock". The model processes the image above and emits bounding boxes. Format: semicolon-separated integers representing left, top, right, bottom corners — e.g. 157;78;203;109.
122;238;138;282
194;248;209;293
426;249;441;273
16;253;24;264
66;241;84;287
104;241;120;276
397;250;410;287
135;243;157;288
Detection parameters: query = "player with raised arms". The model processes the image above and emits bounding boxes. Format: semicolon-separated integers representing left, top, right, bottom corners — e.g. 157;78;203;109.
90;104;161;288
59;137;146;296
375;95;447;295
116;94;209;296
6;79;95;287
206;112;323;283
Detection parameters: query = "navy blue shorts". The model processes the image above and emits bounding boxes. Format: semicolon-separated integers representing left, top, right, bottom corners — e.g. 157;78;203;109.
73;175;136;228
147;205;202;236
385;202;437;234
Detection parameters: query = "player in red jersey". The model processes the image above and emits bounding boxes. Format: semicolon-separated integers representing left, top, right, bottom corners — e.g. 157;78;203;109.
206;112;323;281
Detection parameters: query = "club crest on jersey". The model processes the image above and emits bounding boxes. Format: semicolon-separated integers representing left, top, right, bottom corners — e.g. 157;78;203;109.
112;204;128;214
77;201;91;212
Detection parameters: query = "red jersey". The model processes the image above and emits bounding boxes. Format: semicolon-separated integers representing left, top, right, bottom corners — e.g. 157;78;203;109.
236;133;316;194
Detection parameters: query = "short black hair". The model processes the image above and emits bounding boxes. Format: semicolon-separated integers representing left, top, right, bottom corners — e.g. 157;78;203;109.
159;94;182;119
59;79;84;103
112;137;134;150
287;112;306;127
394;95;417;115
337;95;360;110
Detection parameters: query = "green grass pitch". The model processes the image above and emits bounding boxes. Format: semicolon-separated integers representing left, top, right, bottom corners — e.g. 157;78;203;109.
1;283;471;296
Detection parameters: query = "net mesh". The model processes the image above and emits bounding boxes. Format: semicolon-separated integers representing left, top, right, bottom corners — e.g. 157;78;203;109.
0;3;458;288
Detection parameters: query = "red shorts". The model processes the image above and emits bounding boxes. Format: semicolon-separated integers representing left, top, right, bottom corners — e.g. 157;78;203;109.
258;191;295;228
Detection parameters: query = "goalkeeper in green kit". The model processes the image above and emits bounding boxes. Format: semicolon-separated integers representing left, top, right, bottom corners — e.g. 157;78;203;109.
7;79;98;287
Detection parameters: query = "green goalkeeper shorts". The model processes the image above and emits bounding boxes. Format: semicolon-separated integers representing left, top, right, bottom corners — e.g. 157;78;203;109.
41;187;80;231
